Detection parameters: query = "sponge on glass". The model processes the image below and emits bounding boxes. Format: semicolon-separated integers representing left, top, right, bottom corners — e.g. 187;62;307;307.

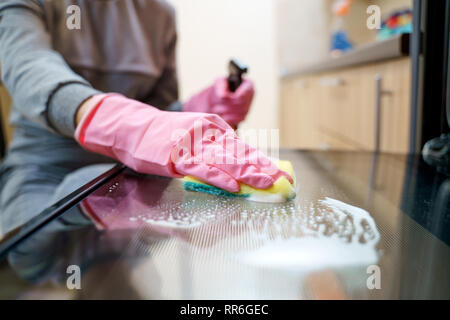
182;160;296;203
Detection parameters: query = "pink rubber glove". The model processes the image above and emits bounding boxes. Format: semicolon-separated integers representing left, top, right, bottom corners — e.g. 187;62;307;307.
183;77;254;127
75;94;292;193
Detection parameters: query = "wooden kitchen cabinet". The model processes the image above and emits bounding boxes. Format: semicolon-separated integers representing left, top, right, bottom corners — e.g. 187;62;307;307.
280;75;321;149
280;57;411;153
316;66;374;150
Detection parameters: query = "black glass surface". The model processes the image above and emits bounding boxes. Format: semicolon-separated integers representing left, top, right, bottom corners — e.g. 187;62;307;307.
0;150;448;299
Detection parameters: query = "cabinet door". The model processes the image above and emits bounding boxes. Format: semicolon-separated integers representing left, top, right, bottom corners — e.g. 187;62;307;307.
280;57;410;153
280;77;299;148
316;68;374;150
315;58;410;153
280;76;320;149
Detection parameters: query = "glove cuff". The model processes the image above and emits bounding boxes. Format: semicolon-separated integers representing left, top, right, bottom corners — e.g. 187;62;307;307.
74;93;121;146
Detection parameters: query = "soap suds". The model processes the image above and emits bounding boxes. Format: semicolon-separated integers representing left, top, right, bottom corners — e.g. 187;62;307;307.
236;198;380;271
122;197;240;229
237;237;378;270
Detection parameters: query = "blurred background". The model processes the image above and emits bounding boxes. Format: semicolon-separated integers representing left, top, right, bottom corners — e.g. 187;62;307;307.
170;0;413;152
0;0;415;154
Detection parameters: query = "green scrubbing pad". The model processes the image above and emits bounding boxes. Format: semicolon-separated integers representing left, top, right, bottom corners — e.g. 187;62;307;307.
182;181;249;198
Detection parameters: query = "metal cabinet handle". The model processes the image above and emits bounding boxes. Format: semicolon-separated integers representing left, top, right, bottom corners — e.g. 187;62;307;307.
374;75;392;152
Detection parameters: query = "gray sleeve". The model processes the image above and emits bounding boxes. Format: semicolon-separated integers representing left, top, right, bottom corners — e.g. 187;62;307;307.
145;7;179;109
0;1;101;137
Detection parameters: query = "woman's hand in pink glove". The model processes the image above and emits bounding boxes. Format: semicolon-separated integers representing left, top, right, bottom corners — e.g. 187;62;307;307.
75;94;292;193
183;77;254;128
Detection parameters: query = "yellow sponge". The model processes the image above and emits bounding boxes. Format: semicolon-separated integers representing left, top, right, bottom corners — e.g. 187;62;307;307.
182;160;296;203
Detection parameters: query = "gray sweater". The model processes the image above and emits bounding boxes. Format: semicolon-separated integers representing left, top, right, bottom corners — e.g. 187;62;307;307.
0;0;178;138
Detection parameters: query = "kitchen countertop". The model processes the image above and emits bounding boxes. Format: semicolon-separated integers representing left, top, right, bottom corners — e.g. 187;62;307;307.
0;149;448;299
281;33;410;78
